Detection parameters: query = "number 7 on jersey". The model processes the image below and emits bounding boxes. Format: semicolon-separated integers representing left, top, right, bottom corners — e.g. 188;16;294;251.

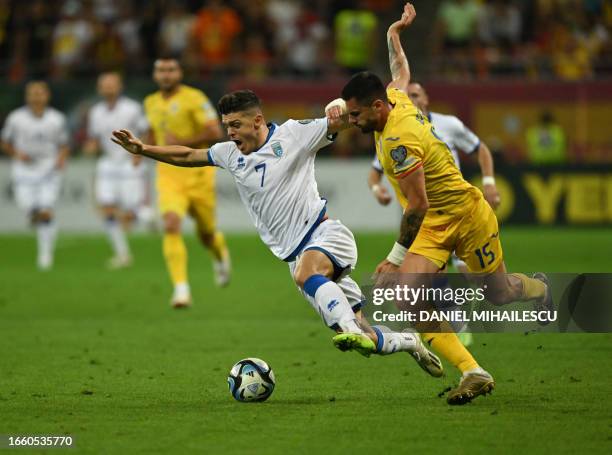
255;163;266;187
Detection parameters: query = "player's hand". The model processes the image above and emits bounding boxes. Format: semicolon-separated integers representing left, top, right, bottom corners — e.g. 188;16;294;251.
388;2;416;35
325;99;348;134
111;129;144;155
483;184;501;209
375;259;399;275
15;150;32;163
372;184;392;206
373;259;400;289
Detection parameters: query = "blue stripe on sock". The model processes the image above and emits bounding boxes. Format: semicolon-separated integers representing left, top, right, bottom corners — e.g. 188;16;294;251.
372;326;384;353
303;274;329;298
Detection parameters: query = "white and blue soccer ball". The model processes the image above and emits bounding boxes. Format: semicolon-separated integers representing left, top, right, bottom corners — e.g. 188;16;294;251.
227;358;276;402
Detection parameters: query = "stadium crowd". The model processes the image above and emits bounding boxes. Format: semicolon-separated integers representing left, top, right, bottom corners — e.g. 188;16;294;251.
0;0;609;82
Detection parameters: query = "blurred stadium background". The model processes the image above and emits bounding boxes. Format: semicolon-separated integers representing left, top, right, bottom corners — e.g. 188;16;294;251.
0;0;611;232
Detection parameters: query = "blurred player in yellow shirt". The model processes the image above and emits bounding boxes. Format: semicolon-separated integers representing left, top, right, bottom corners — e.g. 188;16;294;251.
144;57;230;308
330;3;553;405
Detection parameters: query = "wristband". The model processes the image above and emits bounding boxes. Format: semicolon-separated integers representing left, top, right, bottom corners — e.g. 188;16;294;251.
482;176;496;186
386;242;407;266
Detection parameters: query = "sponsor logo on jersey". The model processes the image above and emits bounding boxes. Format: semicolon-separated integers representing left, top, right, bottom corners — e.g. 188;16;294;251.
237;156;246;169
327;300;339;311
271;142;283;157
385;136;400;141
298;119;314;124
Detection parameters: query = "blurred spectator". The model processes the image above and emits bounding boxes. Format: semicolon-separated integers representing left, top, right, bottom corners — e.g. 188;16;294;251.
526;111;567;164
138;2;160;66
553;32;593;80
189;0;242;74
89;20;126;74
266;0;300;71
240;0;276;58
333;0;378;74
115;2;142;71
243;35;272;81
434;0;482;78
0;0;14;73
159;1;195;59
52;0;94;78
11;0;55;80
476;0;523;76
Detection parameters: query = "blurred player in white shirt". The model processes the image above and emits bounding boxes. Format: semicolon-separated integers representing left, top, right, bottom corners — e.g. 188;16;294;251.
1;81;70;270
84;72;149;268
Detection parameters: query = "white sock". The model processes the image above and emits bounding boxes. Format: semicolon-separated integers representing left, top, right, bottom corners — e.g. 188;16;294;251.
105;218;130;258
37;220;57;266
464;367;489;377
372;325;417;355
308;279;362;333
174;282;190;295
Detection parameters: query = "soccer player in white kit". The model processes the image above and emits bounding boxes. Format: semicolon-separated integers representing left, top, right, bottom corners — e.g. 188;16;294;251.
110;90;443;375
1;81;70;270
84;72;149;268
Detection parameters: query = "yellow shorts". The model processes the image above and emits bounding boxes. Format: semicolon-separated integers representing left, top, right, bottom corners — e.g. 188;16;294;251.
409;195;503;273
157;167;217;234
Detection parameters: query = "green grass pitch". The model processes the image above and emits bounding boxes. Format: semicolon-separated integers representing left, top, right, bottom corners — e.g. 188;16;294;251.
0;227;611;454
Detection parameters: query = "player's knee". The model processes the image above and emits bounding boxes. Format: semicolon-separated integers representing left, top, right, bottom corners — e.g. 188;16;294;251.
198;230;214;246
37;210;53;223
163;213;181;234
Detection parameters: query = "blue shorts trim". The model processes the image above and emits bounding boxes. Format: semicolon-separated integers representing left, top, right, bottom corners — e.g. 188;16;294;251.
303;246;349;282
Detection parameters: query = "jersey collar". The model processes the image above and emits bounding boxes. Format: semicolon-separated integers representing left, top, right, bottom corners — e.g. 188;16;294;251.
253;122;278;153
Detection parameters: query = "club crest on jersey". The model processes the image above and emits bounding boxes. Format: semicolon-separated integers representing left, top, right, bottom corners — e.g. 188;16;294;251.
237;156;246;169
271;142;283;157
390;145;408;163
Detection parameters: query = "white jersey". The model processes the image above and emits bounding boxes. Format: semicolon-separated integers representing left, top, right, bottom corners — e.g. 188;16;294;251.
372;111;480;171
87;97;148;176
1;107;69;183
208;118;333;261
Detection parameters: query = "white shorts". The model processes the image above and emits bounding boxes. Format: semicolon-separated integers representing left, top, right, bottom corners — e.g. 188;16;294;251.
95;160;146;211
288;219;365;311
14;172;61;212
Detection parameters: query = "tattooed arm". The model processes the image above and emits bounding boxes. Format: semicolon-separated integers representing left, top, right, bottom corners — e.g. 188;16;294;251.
387;3;416;92
396;165;428;248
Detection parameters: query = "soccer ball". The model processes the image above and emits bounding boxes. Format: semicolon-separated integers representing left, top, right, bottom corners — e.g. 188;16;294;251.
227;358;275;402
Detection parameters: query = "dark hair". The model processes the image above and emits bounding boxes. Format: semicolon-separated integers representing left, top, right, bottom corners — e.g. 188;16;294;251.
217;90;262;115
341;71;387;106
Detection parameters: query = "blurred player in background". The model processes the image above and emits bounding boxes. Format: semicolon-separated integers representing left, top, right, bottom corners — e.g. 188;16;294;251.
331;3;552;404
144;57;230;308
84;72;149;269
1;81;70;270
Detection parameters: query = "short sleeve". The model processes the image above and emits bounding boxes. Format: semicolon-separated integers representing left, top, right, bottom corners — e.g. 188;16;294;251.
207;141;235;170
386;141;423;179
1;113;15;143
371;155;383;172
286;118;333;154
452;117;480;154
192;91;219;127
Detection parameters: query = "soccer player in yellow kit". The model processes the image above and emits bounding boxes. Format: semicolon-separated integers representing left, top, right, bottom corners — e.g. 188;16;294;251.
330;3;553;404
144;58;230;308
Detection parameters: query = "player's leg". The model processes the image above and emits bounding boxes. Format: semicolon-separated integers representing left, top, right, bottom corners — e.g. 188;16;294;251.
456;196;551;315
189;197;231;287
158;177;191;307
30;175;60;270
96;174;131;268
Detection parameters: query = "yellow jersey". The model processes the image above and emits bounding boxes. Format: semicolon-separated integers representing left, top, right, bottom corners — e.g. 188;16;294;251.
144;84;218;181
375;88;481;221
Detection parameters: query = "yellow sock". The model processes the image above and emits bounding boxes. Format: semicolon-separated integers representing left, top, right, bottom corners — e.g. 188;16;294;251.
511;273;546;300
163;233;187;285
423;332;479;373
205;231;228;261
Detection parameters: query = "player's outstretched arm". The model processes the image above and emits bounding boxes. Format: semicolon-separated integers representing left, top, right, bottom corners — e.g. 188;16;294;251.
477;142;501;208
111;129;212;167
387;2;416;92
